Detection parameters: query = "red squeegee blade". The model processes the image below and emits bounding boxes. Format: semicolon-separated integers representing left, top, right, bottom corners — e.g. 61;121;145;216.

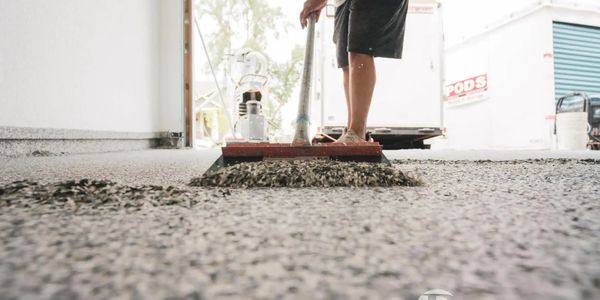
221;143;382;158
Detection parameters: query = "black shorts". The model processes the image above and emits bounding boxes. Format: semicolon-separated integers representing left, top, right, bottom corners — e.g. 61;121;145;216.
333;0;409;68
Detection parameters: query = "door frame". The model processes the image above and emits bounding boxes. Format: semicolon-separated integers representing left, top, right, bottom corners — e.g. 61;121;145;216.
183;0;193;147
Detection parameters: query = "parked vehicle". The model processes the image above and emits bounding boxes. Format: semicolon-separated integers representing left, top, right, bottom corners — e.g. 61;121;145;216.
555;92;600;150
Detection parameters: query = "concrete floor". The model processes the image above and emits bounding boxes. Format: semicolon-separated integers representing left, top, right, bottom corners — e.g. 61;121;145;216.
1;149;600;300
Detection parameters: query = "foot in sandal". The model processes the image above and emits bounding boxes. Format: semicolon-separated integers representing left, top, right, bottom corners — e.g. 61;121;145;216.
333;129;368;144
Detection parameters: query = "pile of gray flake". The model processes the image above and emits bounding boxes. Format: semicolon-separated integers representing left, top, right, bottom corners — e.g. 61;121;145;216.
0;179;202;210
191;159;421;188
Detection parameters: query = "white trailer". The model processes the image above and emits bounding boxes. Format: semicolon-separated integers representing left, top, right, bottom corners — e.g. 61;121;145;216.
435;0;600;150
313;0;445;149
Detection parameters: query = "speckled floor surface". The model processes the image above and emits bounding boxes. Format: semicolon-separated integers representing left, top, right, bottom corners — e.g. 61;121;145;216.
1;149;600;300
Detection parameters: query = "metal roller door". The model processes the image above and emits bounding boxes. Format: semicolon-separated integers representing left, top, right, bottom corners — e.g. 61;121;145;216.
553;21;600;98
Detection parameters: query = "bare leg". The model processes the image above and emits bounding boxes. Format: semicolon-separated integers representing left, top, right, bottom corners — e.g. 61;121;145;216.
342;66;351;129
348;52;376;138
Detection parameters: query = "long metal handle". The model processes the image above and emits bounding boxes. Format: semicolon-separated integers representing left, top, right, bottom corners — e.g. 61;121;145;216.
292;13;316;146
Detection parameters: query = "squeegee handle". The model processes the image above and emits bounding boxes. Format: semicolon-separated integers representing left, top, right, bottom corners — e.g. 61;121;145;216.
292;13;316;146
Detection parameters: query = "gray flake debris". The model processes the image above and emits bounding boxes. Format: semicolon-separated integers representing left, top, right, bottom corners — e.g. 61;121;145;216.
0;179;206;210
191;160;422;188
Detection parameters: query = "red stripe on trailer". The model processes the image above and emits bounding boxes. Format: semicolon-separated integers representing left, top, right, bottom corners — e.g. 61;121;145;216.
222;143;383;158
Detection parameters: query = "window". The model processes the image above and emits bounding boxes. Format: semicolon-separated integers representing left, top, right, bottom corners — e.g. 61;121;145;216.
558;95;586;113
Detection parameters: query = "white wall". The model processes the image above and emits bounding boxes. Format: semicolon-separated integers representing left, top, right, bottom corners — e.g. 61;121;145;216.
0;0;184;134
442;22;497;149
443;11;556;149
159;0;184;133
488;11;553;149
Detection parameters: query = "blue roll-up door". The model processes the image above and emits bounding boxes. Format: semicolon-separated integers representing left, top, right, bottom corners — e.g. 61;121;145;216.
553;21;600;99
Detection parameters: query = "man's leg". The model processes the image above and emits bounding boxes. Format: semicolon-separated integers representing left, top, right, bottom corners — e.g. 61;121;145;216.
342;66;351;129
348;52;376;139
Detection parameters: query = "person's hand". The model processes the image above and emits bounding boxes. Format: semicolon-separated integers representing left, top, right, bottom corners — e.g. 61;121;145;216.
299;0;327;29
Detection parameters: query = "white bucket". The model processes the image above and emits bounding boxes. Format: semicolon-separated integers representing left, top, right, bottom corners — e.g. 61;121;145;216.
556;112;589;150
